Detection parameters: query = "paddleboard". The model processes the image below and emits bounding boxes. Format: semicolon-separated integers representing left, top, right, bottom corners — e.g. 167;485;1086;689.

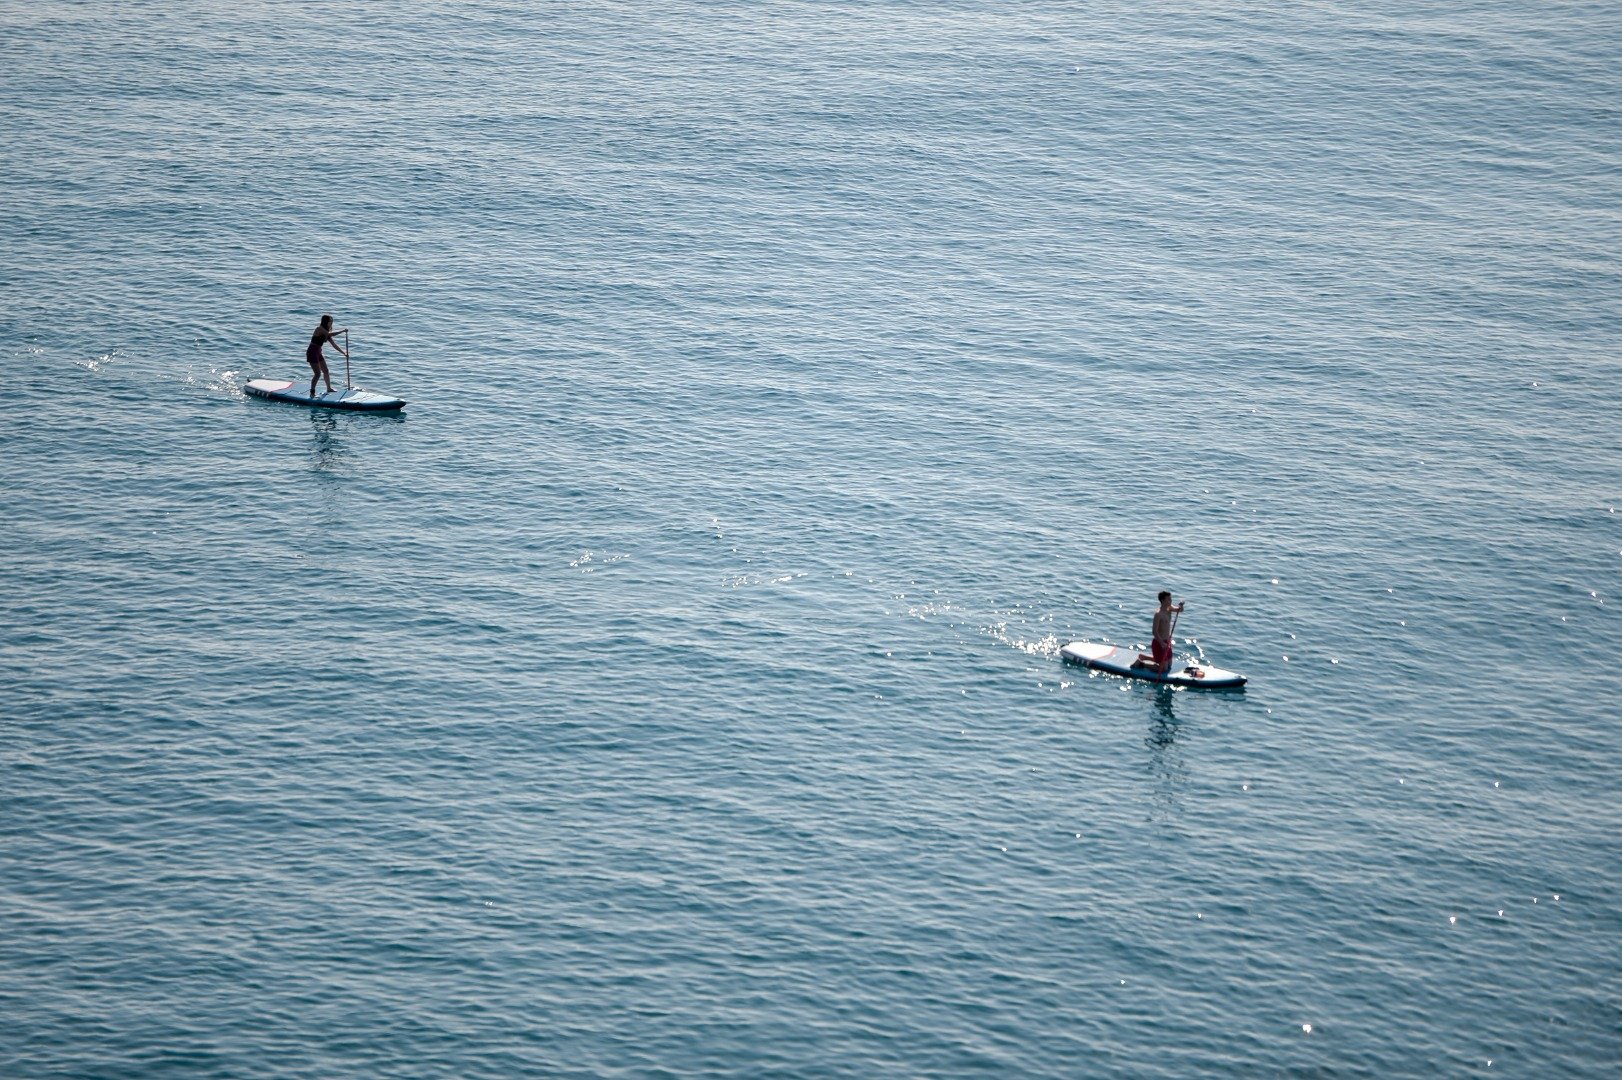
1060;641;1246;689
244;379;405;412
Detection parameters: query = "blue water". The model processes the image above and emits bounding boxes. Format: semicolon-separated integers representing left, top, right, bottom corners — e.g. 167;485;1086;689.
4;1;1620;1075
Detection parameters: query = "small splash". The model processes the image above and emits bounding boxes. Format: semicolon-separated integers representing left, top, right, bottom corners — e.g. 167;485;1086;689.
984;620;1061;660
571;551;628;574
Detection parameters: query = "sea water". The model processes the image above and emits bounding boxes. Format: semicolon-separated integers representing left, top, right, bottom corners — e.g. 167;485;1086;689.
2;1;1619;1075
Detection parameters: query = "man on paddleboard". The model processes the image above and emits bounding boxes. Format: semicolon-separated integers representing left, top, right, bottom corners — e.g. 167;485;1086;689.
1134;591;1184;674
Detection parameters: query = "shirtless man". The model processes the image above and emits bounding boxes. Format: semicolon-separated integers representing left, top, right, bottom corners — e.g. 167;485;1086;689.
1133;591;1184;674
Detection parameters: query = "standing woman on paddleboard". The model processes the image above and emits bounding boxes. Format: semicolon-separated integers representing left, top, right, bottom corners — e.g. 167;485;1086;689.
306;314;348;397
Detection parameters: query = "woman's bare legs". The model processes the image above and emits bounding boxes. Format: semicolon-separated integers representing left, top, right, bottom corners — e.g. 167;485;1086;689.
308;358;335;397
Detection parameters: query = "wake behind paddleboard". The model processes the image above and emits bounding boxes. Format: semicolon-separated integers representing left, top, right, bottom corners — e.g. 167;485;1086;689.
1060;640;1246;689
244;379;405;412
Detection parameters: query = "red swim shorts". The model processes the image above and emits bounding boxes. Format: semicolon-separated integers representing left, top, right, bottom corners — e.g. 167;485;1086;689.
1152;638;1174;668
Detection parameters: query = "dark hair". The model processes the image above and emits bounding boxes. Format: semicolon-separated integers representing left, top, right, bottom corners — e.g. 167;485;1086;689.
1158;590;1171;603
320;314;334;329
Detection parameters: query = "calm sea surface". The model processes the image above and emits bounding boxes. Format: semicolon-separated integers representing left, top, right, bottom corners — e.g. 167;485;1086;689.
3;1;1620;1075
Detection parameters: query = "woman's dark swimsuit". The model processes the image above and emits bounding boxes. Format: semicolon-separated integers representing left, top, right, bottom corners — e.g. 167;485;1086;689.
307;329;330;369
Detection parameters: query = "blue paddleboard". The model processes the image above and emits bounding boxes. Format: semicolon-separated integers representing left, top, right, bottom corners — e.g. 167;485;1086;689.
1060;640;1246;689
244;379;405;412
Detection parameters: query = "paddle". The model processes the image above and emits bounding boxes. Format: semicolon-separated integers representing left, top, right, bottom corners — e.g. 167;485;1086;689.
342;329;352;389
1171;602;1203;676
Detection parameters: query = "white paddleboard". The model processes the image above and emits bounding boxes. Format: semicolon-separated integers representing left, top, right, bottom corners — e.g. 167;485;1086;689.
1060;640;1247;689
244;379;406;412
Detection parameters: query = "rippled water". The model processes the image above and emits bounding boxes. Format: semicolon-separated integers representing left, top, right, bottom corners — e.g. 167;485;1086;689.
3;1;1620;1075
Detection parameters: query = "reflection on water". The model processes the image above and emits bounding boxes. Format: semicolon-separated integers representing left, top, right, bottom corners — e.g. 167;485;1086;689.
308;409;342;471
1144;685;1185;823
306;406;406;474
1149;683;1179;730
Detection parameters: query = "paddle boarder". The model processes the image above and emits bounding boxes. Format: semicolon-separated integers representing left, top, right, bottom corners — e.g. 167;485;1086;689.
1134;591;1184;674
306;314;348;398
